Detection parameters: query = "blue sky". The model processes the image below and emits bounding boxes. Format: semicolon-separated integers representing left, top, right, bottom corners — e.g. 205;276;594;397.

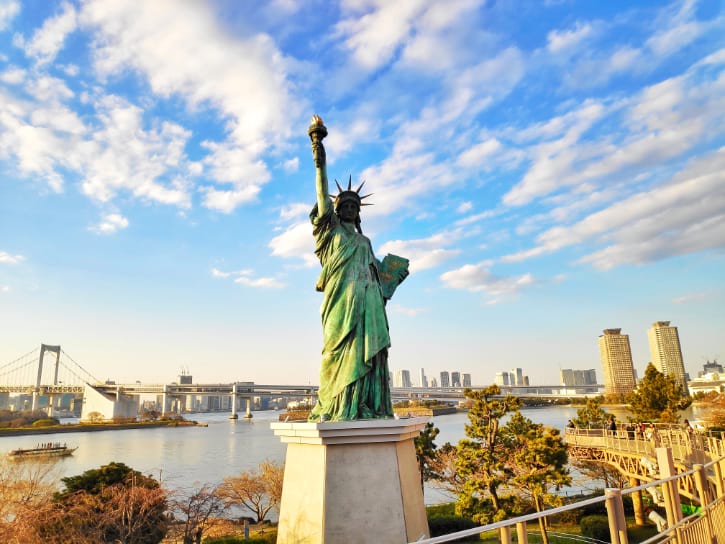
1;0;723;387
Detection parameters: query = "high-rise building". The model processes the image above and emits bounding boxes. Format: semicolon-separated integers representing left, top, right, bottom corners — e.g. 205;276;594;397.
495;372;510;386
598;328;637;396
451;372;461;387
440;371;450;388
701;360;723;377
463;373;471;387
648;321;688;394
394;370;412;388
511;368;524;386
419;369;428;388
560;368;598;386
430;377;438;388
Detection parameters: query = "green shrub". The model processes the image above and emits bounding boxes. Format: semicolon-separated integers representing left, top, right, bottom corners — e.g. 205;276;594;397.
580;515;610;541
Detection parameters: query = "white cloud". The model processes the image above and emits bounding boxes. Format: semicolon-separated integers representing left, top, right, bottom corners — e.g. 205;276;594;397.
504;147;725;268
0;250;25;264
335;1;428;71
23;1;77;65
0;0;20;31
268;221;317;266
441;262;534;300
456;201;473;214
547;22;592;53
281;157;299;173
0;66;25;84
0;285;9;293
672;291;717;305
457;138;501;168
90;213;129;235
279;202;310;221
378;233;461;272
234;275;285;289
212;266;285;288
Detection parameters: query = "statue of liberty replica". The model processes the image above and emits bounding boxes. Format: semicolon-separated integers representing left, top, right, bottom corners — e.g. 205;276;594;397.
307;115;409;422
272;117;427;544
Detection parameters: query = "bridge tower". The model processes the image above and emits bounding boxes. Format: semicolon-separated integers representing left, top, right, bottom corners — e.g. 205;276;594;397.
32;344;61;411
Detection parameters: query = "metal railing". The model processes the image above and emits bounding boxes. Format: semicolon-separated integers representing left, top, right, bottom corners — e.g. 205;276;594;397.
412;432;725;544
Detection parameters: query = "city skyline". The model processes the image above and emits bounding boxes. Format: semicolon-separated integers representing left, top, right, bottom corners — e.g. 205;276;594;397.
1;1;724;386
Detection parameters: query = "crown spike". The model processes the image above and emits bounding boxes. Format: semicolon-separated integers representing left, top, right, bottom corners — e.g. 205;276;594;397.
335;179;344;193
356;180;366;193
347;175;352;191
360;193;374;200
360;202;374;206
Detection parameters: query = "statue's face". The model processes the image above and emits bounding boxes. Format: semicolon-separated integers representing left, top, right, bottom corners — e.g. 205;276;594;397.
337;200;359;223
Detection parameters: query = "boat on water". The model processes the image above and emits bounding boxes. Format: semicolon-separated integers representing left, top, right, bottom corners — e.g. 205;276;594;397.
7;442;77;460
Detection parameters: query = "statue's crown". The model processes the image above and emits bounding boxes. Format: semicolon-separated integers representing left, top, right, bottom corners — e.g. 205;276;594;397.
333;175;373;209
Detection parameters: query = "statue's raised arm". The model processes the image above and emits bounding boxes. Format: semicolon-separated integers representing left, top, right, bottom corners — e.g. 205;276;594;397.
308;115;330;217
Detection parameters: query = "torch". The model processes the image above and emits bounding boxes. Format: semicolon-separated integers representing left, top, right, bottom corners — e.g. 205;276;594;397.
308;115;328;168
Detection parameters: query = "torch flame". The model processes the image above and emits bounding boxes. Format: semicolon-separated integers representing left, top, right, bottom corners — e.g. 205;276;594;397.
311;114;324;126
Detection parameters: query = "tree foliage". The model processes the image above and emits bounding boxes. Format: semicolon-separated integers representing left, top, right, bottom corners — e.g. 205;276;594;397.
627;363;691;423
503;412;570;544
168;484;226;544
414;421;439;490
455;386;521;523
216;460;284;523
572;398;610;429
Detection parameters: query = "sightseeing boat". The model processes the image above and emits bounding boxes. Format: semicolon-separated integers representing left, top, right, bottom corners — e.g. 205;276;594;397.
7;442;77;460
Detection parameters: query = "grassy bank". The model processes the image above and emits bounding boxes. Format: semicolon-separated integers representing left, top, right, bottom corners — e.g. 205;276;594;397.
0;419;201;437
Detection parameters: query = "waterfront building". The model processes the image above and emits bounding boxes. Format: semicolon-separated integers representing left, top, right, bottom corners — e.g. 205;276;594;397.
495;372;511;386
463;373;471;387
430;377;438;388
701;360;723;377
419;368;428;388
394;369;411;388
560;368;597;386
511;368;524;385
440;371;450;388
451;371;461;387
648;321;689;394
598;328;637;397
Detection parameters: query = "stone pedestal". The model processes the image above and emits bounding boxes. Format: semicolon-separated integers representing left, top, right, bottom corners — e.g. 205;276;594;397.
271;417;430;544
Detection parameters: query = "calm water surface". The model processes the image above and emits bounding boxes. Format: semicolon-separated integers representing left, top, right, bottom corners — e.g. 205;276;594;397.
0;405;707;504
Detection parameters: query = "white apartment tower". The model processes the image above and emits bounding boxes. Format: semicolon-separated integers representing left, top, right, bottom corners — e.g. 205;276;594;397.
598;328;637;397
419;369;428;388
648;321;689;394
394;369;411;388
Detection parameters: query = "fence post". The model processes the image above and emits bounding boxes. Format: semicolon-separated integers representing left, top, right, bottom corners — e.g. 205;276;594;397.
629;476;645;526
605;488;629;544
516;521;528;544
656;447;682;529
499;525;512;544
693;463;715;543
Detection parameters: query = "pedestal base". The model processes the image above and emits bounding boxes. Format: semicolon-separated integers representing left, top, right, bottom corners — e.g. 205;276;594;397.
271;417;430;544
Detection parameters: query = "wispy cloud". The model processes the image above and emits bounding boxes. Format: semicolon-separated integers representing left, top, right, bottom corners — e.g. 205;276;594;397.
672;291;718;305
0;251;25;264
379;232;461;272
212;267;285;289
441;262;534;302
388;303;428;317
90;213;129;235
0;0;20;31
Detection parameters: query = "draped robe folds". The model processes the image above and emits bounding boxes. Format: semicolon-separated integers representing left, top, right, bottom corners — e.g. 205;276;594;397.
308;202;394;421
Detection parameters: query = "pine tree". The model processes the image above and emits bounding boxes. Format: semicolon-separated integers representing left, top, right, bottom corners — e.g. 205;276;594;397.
627;363;691;423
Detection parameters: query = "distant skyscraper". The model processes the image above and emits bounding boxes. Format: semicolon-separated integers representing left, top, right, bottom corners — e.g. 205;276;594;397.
440;371;450;388
451;372;461;388
394;369;411;388
430;377;438;388
463;373;471;387
598;328;637;396
702;360;723;376
511;368;523;386
419;368;428;388
495;371;511;386
648;321;688;393
560;369;597;386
